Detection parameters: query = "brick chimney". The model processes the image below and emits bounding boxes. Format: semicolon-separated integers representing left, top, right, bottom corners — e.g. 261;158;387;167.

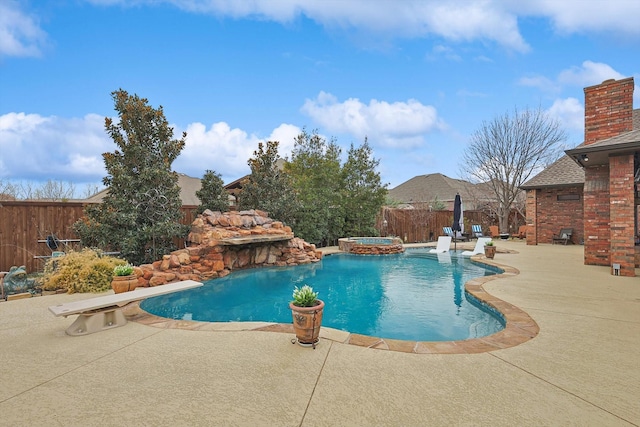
583;77;634;145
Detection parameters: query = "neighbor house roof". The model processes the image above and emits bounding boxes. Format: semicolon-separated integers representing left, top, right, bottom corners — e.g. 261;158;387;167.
387;173;495;209
85;173;204;205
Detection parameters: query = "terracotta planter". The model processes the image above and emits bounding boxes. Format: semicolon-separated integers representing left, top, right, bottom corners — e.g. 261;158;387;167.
289;300;324;348
484;245;496;259
111;275;138;293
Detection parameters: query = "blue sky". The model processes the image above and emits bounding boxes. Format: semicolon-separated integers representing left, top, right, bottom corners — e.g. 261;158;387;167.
1;0;639;197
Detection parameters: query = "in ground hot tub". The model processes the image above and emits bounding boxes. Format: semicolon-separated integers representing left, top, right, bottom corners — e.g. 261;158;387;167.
338;237;404;255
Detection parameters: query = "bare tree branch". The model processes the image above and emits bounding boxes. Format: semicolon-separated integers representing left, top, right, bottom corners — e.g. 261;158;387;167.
460;107;567;233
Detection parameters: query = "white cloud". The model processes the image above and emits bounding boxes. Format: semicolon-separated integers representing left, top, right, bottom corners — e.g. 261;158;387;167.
173;121;301;181
91;0;529;51
546;97;583;132
0;112;108;181
521;62;634;135
557;61;626;87
160;0;639;50
0;111;302;186
301;91;445;149
12;0;640;61
516;0;640;36
0;1;48;57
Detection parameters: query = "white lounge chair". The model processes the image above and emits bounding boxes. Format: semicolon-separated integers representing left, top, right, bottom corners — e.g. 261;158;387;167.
436;252;452;264
49;280;203;336
429;236;452;253
461;237;492;256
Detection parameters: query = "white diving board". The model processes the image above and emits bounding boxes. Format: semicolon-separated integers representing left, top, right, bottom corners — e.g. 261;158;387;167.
48;280;203;336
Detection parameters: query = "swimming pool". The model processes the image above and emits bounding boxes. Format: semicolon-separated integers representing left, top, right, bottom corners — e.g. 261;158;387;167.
141;249;505;341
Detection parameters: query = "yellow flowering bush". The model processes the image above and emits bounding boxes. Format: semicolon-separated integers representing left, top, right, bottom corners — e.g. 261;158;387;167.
42;248;128;293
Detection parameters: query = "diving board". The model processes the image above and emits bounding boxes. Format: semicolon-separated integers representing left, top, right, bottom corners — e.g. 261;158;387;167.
48;280;203;336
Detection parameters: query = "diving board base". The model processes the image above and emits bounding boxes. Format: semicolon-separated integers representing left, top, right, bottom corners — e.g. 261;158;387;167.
48;280;203;336
65;307;127;336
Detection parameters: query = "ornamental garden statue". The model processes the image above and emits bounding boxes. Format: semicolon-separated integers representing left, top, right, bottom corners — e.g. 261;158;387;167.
2;265;37;297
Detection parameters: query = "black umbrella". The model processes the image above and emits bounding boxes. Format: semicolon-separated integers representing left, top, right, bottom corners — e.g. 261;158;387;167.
452;193;462;251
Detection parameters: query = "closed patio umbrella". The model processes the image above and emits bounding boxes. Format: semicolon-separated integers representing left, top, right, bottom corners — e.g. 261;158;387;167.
452;193;462;251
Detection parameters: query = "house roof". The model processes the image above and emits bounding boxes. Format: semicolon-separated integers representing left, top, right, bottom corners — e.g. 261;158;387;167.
520;155;585;189
85;173;204;206
387;173;494;209
524;109;639;189
566;109;640;167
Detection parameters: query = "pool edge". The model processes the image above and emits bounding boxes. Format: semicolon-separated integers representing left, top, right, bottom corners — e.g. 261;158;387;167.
125;252;539;355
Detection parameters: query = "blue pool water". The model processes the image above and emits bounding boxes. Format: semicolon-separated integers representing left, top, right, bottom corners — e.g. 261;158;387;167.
141;249;505;341
353;237;396;244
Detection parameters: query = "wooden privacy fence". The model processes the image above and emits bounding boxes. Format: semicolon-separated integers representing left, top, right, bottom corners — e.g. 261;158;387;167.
0;201;198;273
1;201;498;271
376;207;493;243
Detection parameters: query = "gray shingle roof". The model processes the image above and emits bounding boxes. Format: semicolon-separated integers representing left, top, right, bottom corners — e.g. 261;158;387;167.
584;129;640;148
572;108;640;151
520;155;584;189
523;108;639;189
388;173;495;209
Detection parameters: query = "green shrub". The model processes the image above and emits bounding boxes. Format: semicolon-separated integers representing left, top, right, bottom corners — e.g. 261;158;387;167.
42;248;128;293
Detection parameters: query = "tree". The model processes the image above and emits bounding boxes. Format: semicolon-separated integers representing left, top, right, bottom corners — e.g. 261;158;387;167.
341;139;388;237
285;129;344;245
0;179;18;201
29;180;75;201
196;170;229;213
460;107;566;233
237;140;298;225
74;89;188;265
430;196;446;211
81;183;103;199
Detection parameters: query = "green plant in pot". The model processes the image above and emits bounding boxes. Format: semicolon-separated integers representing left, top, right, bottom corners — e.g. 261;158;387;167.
289;285;324;348
484;240;496;259
111;263;138;293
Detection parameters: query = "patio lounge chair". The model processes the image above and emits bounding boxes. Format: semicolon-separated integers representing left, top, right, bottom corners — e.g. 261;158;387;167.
443;226;453;237
489;226;500;238
443;226;468;241
429;236;452;253
552;228;573;245
471;224;485;239
511;225;528;240
461;237;492;256
436;252;452;264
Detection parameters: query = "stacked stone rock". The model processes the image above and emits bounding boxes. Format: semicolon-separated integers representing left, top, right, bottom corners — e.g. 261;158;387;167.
349;244;405;255
136;209;322;287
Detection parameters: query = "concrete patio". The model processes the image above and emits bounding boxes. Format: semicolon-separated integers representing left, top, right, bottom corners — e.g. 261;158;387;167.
1;241;639;426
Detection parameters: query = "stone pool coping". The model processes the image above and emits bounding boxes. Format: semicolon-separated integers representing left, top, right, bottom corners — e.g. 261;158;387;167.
127;250;539;354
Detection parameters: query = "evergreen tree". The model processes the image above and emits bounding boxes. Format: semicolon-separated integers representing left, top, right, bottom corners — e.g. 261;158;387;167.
341;139;388;237
237;140;298;224
74;89;188;265
196;170;229;213
285;129;344;245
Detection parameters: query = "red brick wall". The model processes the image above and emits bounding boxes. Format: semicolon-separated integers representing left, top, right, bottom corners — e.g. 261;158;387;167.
532;187;584;245
584;78;634;145
583;165;610;266
609;154;636;276
525;189;538;245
